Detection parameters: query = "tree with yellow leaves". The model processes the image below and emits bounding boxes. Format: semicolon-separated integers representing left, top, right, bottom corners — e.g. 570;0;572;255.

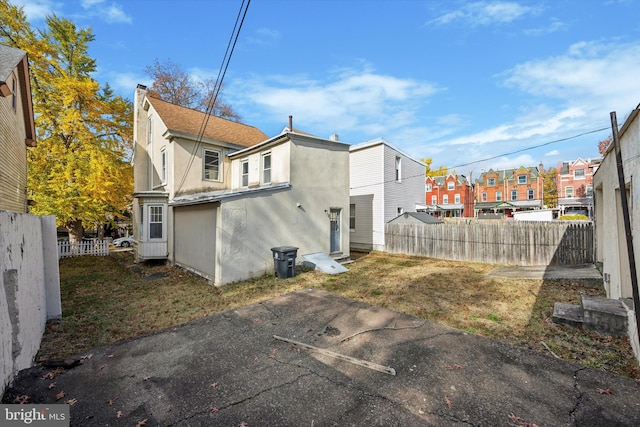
1;1;132;242
420;157;450;177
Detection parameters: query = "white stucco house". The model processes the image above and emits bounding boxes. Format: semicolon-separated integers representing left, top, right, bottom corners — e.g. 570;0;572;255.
132;85;350;285
593;103;640;360
349;139;427;251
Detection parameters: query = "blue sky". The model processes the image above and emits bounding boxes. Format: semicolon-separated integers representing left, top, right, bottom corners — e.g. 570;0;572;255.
11;0;640;178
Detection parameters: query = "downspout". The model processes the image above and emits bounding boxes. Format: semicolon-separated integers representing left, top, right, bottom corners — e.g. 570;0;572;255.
610;111;640;341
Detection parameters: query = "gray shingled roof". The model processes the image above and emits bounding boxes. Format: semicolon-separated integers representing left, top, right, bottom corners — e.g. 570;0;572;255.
0;44;26;83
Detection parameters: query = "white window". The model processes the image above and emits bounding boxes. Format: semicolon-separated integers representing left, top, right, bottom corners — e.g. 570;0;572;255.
431;195;437;205
349;204;356;230
149;206;163;239
448;181;455;190
518;175;527;184
262;152;271;184
241;159;249;187
397;207;404;215
443;195;449;204
528;189;534;200
511;190;518;201
147;116;153;145
426;183;432;192
160;147;167;183
566;186;574;198
482;192;487;202
204;149;221;181
454;194;460;204
496;191;502;201
574;168;586;179
586;185;593;197
395;156;401;182
487;177;495;187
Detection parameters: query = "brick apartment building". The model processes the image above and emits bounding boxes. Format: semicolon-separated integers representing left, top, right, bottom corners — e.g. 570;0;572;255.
474;165;544;217
557;158;600;218
424;174;474;217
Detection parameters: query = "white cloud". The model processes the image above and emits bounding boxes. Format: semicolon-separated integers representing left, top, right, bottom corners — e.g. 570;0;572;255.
10;0;59;21
108;72;150;94
246;27;281;46
545;150;560;156
231;66;440;139
523;18;568;36
79;0;132;24
428;1;537;27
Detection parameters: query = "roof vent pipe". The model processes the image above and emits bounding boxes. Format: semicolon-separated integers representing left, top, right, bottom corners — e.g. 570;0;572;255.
289;115;293;132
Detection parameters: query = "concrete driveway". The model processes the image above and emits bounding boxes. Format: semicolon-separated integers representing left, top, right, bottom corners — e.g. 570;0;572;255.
4;289;640;426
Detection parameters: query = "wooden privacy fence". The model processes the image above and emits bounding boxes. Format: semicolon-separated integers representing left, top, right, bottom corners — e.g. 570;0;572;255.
58;240;109;259
385;221;594;266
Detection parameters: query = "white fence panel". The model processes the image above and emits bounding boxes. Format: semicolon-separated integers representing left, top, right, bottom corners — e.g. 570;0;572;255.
58;240;110;259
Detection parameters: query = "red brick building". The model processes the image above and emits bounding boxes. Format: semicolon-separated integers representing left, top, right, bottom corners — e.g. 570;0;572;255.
556;158;600;217
474;165;544;217
424;174;474;217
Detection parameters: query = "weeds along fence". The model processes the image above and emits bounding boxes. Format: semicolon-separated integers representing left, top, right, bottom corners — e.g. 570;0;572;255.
58;240;109;259
385;220;594;266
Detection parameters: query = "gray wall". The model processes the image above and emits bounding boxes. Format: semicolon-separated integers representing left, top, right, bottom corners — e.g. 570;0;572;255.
1;211;61;394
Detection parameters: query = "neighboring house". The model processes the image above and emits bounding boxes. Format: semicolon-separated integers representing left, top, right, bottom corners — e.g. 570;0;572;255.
349;138;426;251
557;158;600;218
474;165;544;216
424;174;474;218
388;212;443;225
593;103;640;361
0;44;36;212
132;85;350;285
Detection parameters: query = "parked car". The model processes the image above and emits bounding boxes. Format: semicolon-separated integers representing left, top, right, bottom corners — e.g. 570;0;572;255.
113;236;134;247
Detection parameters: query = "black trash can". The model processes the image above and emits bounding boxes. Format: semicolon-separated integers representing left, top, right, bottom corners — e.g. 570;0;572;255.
270;246;298;278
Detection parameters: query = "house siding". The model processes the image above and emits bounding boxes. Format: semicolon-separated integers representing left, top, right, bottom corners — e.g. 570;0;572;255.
173;203;217;280
350;144;384;250
382;146;425;221
0;67;28;212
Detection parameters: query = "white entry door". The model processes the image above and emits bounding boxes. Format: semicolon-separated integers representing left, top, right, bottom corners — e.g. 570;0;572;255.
329;208;341;253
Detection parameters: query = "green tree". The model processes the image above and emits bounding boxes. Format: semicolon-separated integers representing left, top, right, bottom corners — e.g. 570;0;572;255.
144;58;241;121
1;1;133;242
421;157;450;177
540;166;558;208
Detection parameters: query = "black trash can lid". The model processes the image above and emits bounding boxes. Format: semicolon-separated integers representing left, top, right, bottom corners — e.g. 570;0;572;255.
271;246;299;252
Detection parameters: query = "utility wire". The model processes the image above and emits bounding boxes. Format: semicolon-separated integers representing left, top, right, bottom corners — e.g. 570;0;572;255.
350;126;610;191
175;0;251;195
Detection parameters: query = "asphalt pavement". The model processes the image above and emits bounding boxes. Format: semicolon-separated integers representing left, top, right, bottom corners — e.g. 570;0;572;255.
3;288;640;426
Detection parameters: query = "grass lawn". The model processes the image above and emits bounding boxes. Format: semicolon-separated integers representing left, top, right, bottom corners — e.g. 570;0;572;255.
40;251;640;380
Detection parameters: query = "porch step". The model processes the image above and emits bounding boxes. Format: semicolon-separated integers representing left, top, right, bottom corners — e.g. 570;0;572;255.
552;295;629;336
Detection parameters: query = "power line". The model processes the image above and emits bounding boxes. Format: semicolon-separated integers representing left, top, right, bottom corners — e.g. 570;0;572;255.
175;0;251;195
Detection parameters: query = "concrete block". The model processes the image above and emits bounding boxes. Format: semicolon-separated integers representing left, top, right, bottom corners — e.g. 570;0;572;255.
552;302;584;328
581;295;628;336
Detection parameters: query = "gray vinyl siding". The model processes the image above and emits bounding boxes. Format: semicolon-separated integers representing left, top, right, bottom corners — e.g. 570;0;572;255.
350;144;385;250
382;145;426;223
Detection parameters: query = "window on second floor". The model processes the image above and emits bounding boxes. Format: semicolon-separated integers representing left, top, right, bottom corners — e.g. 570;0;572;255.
586;185;593;197
511;190;518;201
262;152;271;184
487;177;495;187
528;189;534;200
443;195;449;204
431;195;437;205
160;147;167;183
447;181;455;190
395;156;401;182
566;186;574;198
482;192;487;202
147;116;153;145
496;191;502;201
454;194;460;204
574;168;586;179
203;149;221;181
11;75;17;111
241;159;249;187
426;183;432;192
397;207;404;215
518;175;527;184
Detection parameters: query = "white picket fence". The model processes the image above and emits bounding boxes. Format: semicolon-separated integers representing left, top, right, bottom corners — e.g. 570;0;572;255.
58;240;110;259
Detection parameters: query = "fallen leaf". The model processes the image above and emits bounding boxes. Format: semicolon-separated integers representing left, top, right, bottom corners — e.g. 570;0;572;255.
210;383;218;388
596;388;612;395
136;419;148;427
116;411;122;419
97;364;106;372
55;391;67;400
13;395;29;404
107;397;119;405
107;354;114;358
239;422;248;427
41;367;64;380
444;396;452;408
211;407;219;413
48;383;56;389
66;398;77;406
270;349;278;358
508;413;539;427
